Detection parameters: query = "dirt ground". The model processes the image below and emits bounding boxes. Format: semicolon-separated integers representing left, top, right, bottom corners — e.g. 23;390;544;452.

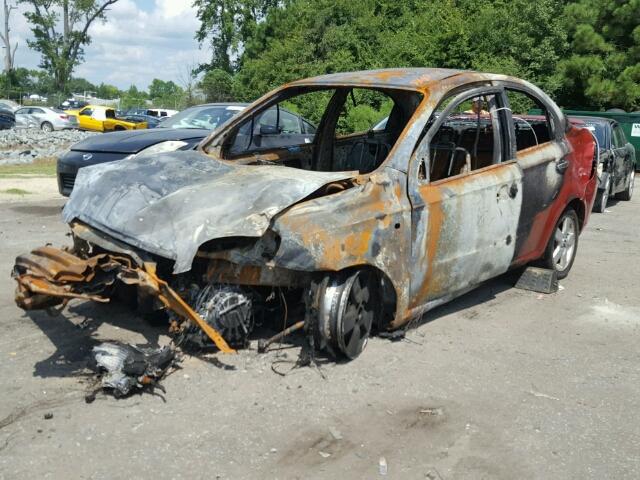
0;181;639;480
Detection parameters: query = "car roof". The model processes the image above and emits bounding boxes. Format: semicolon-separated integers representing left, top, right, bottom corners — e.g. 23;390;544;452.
190;102;249;108
285;68;508;91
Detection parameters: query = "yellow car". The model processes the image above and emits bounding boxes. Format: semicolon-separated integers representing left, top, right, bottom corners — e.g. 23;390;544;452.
65;105;147;132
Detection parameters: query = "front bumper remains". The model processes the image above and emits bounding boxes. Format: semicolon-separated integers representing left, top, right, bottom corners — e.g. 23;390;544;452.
12;246;234;354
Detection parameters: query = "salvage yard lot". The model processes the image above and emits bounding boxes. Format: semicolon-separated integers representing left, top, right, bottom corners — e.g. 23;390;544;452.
0;194;639;479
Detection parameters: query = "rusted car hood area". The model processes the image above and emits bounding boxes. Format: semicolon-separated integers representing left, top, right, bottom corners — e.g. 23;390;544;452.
62;150;354;273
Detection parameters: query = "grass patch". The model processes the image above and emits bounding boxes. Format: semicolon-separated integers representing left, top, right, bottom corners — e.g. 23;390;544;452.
0;158;57;177
1;188;32;195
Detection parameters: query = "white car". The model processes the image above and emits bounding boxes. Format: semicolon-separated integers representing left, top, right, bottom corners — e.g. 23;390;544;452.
14;106;79;132
146;108;178;118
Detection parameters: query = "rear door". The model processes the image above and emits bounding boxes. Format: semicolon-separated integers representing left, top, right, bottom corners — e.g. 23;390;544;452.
502;87;568;261
611;123;632;193
30;107;46;127
408;86;523;307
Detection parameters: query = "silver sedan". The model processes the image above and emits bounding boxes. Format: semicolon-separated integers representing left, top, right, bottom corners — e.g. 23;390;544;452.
14;106;78;132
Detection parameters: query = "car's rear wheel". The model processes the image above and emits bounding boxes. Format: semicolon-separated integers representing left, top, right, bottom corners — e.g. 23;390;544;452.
316;270;378;360
540;208;579;279
593;178;610;213
41;121;53;133
616;170;634;201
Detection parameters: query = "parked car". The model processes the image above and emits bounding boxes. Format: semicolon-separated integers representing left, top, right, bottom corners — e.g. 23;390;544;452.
14;106;79;132
0;107;15;129
57;103;248;195
59;99;88;110
146;108;178;118
119;114;162;128
568;116;635;212
65;105;147;132
17;68;597;360
0;99;20;112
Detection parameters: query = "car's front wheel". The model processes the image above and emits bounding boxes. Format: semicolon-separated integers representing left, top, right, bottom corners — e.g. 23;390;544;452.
315;270;378;359
616;170;634;201
540;208;579;279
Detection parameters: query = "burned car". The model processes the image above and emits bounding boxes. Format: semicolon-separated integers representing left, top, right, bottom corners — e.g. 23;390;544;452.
13;69;597;359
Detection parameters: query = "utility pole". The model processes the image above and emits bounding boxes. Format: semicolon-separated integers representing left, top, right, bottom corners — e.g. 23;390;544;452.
0;0;18;73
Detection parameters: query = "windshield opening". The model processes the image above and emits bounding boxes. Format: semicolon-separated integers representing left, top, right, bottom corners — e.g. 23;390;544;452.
218;86;422;174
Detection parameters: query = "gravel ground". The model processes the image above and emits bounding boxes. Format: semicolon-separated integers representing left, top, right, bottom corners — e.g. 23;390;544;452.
0;193;639;479
0;128;96;165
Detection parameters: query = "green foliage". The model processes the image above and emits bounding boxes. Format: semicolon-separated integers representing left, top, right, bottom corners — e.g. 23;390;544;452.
200;69;234;102
557;0;640;109
193;0;278;73
96;82;119;99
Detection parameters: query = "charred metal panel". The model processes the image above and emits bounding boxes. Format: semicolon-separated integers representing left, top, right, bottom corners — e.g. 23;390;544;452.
272;168;412;318
409;164;523;311
512;142;567;260
13;246;234;353
63;150;354;273
286;68;465;91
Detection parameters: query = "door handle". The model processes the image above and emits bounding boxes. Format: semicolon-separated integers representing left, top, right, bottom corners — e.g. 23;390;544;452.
556;157;570;174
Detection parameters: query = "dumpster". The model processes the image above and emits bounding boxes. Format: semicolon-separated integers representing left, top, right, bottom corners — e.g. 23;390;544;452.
561;110;640;170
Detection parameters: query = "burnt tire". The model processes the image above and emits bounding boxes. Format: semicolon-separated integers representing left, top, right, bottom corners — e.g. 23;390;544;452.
616;170;634;201
593;179;610;213
316;270;379;360
539;208;579;280
41;121;53;133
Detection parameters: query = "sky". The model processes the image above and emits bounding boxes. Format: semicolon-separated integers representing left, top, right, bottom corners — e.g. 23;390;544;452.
8;0;210;91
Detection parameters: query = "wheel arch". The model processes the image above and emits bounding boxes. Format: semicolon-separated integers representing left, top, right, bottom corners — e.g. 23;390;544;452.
566;197;586;232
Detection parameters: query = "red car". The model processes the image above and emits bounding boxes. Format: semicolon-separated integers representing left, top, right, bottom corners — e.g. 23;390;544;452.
14;69;597;360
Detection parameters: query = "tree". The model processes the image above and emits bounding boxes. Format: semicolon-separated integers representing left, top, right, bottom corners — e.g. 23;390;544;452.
193;0;279;73
556;0;640;110
148;78;184;108
200;68;233;102
148;79;181;99
178;62;201;107
67;76;96;94
20;0;119;92
0;0;18;72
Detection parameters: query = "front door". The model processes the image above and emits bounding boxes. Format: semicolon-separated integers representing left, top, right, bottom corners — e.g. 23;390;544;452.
408;87;523;308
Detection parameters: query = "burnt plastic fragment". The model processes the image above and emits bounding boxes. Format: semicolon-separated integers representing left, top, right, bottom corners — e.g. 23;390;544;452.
89;342;175;397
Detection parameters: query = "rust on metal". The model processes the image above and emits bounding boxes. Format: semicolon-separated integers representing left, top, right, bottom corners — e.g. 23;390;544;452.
11;68;598;359
13;246;234;353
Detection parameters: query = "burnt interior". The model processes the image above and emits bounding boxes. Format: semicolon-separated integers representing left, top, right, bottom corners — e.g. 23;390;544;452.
221;86;423;174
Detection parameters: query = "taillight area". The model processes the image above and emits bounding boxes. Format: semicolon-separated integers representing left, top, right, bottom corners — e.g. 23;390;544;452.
60;114;68;120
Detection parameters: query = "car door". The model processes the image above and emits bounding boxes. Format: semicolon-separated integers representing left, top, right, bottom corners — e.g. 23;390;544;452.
227;105;314;168
30;107;46;127
502;86;569;262
408;86;523;308
251;107;313;150
611;123;631;193
78;107;103;131
14;108;30;128
77;107;93;130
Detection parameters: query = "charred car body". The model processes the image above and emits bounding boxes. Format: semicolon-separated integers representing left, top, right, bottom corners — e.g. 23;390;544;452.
13;69;597;359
